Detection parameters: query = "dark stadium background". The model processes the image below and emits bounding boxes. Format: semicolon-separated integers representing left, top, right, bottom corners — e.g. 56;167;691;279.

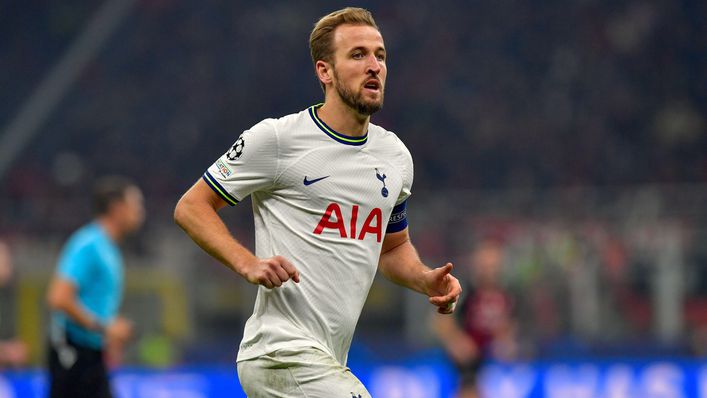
0;0;705;396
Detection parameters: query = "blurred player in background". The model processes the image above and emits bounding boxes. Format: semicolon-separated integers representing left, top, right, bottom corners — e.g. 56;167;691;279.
46;176;144;398
0;241;28;368
174;7;461;397
434;240;518;398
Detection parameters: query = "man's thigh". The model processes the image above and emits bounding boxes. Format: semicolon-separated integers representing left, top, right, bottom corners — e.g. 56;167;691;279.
237;348;370;398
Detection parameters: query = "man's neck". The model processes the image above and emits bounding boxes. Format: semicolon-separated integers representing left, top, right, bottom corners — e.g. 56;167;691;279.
97;217;122;242
317;96;369;137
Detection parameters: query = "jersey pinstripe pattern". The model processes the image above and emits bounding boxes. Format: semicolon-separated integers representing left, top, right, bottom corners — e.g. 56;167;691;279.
205;105;413;365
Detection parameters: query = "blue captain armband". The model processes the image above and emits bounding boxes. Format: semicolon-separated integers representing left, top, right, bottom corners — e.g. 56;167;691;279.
386;200;408;233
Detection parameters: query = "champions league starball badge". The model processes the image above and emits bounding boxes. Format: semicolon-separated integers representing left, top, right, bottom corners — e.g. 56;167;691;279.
227;135;245;160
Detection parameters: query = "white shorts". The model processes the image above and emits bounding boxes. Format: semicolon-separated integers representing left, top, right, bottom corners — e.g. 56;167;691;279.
237;347;371;398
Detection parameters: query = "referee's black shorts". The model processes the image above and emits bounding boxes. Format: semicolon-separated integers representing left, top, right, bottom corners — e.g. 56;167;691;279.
47;336;112;398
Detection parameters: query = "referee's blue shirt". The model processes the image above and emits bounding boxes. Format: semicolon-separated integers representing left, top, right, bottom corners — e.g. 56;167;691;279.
51;222;124;349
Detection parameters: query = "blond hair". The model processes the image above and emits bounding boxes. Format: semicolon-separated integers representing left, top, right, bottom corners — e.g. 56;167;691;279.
309;7;379;89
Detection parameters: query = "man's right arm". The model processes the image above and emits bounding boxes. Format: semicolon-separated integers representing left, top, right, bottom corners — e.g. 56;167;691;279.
46;277;132;343
173;179;299;288
432;311;479;365
47;277;103;332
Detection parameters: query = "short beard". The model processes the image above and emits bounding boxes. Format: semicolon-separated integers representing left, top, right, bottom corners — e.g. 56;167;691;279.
333;70;383;116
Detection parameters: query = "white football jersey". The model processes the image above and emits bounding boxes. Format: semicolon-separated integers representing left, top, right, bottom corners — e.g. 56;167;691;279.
204;104;413;365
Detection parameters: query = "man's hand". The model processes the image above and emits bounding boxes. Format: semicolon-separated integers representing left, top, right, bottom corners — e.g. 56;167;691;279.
105;316;133;345
104;316;133;367
423;263;462;314
241;255;300;289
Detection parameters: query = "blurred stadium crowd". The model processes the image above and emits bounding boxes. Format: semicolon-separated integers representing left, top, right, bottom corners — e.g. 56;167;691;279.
0;0;705;367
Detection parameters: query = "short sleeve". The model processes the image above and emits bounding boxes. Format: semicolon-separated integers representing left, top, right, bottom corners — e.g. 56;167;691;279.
57;243;93;287
386;137;414;233
203;119;279;205
395;140;414;206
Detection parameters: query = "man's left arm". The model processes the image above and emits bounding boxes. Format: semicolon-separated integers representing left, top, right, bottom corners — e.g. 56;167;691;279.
378;228;462;314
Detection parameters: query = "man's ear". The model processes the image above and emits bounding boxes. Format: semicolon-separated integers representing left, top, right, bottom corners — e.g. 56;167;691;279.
315;60;333;86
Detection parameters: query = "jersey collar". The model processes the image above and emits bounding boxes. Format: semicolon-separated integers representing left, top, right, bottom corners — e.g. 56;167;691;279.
308;104;368;146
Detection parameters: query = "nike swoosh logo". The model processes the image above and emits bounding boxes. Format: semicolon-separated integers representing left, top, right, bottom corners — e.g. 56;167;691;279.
303;175;330;186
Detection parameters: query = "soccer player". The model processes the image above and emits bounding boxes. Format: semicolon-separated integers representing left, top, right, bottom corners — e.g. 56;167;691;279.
433;240;518;398
174;7;461;396
46;176;144;398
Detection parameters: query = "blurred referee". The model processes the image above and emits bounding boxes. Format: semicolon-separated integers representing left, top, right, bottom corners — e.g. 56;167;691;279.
46;176;144;398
